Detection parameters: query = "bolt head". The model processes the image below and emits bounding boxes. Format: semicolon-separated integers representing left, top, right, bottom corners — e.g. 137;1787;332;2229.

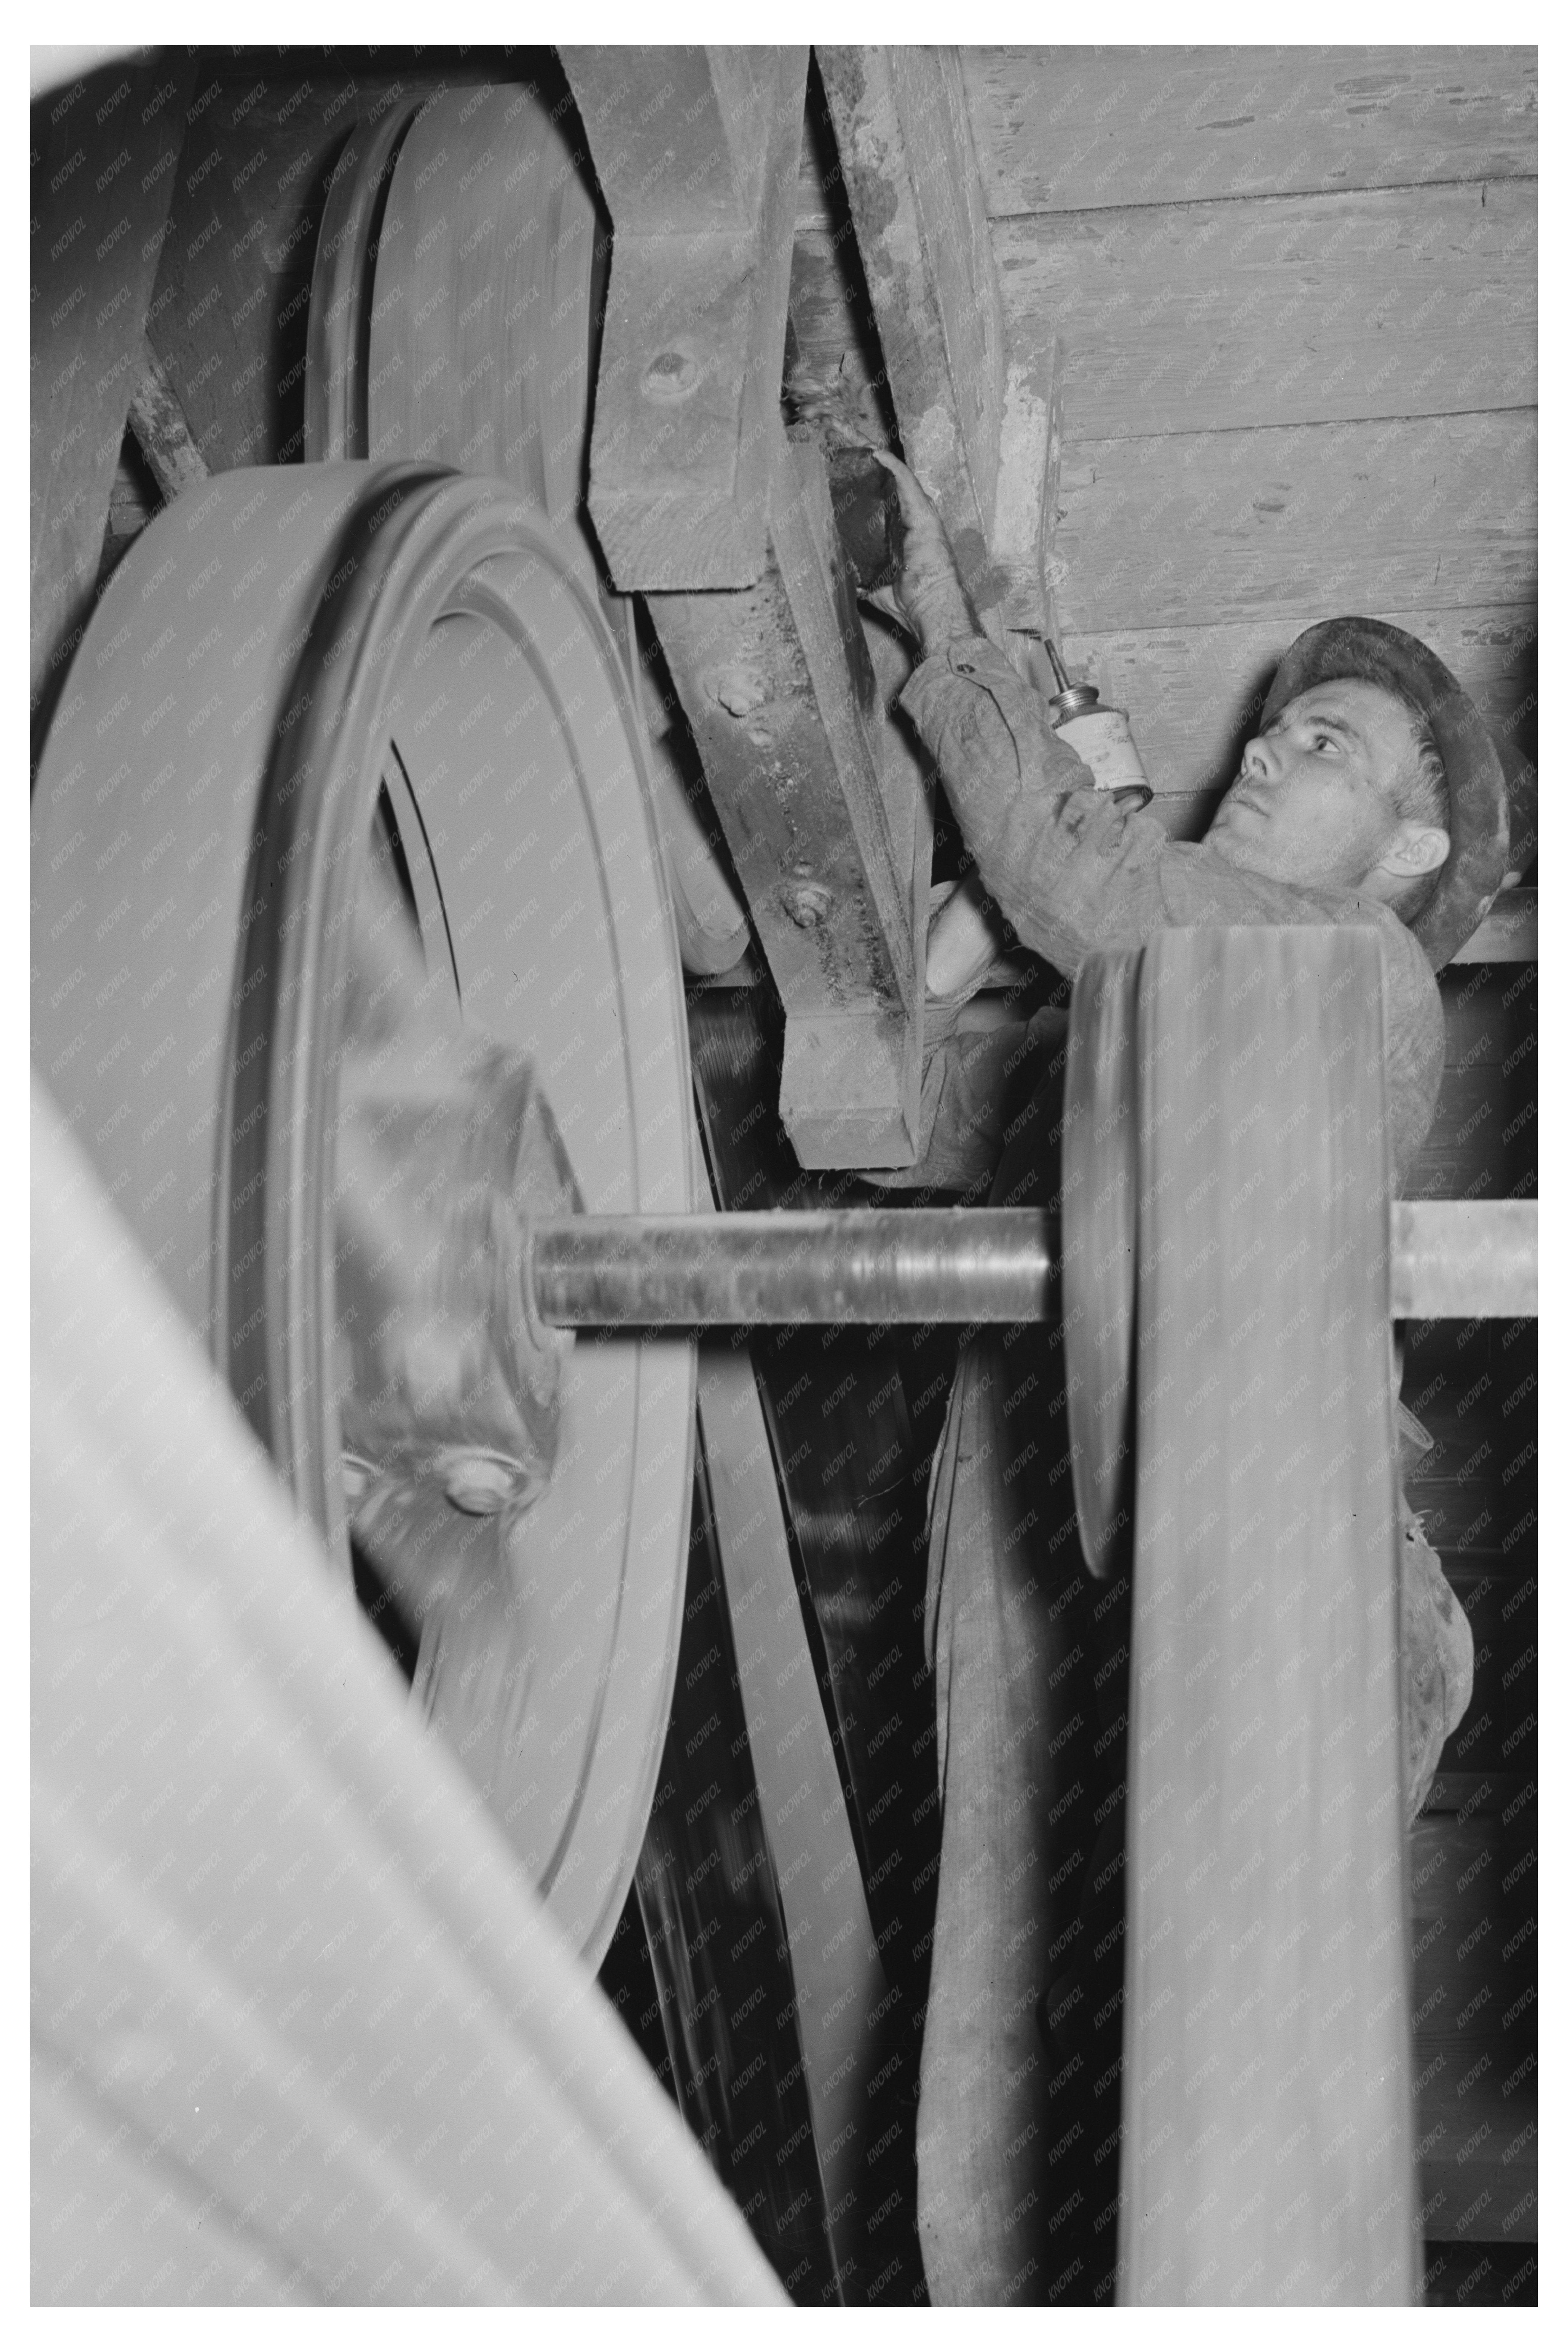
440;1450;522;1516
782;881;833;929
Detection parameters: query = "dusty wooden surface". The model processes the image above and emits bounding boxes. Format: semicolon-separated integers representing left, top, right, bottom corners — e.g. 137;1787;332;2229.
993;180;1535;440
960;47;1537;215
30;53;191;740
817;50;1005;581
787;65;900;452
563;46;809;589
1054;410;1537;634
817;46;1056;645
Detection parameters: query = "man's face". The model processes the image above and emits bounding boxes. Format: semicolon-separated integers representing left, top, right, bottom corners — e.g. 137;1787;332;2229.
1205;677;1429;892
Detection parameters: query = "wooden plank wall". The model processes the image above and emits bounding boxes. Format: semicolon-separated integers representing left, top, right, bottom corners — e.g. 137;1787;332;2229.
956;46;1536;829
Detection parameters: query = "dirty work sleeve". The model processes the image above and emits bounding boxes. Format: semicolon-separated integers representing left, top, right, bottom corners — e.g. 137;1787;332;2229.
900;636;1172;974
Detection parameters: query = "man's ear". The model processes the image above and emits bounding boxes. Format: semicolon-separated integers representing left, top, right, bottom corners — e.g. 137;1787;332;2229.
1377;819;1450;880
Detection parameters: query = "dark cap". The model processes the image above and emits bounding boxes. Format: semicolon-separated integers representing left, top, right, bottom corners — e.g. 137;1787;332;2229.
1261;616;1532;971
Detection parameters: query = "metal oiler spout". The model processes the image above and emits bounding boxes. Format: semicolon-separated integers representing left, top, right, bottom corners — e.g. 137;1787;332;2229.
1042;639;1152;805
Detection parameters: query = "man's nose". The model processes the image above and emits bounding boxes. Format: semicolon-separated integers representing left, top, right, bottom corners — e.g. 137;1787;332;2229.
1240;734;1277;783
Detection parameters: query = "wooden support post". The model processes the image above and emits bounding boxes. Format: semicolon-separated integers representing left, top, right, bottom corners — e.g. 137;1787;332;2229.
650;421;928;1167
561;46;809;589
816;46;1058;646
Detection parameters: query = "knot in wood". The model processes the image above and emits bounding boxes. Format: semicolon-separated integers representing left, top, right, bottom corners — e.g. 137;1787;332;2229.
642;348;699;402
709;665;767;717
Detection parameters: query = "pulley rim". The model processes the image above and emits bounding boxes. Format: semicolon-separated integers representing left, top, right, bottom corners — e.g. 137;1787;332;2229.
32;461;696;1968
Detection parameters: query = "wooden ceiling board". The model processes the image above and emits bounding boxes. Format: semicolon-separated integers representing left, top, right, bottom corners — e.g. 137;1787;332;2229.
1053;408;1537;634
993;180;1535;440
960;46;1537;217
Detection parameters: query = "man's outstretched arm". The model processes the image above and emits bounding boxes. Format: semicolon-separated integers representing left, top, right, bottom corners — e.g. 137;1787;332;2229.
870;453;1169;976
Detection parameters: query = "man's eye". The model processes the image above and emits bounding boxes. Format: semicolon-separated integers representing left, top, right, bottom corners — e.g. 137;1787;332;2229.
1311;731;1336;752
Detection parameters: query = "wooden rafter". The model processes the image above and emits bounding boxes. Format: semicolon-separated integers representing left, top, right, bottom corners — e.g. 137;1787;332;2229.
816;46;1059;649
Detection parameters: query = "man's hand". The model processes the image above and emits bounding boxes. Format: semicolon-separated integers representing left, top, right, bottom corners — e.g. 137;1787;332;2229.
861;449;977;654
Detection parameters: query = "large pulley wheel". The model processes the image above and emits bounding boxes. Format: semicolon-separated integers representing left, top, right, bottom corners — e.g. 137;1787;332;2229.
31;462;696;1967
306;79;749;978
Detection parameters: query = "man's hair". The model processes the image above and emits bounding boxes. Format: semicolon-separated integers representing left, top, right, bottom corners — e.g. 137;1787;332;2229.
1340;660;1450;922
1391;706;1448;831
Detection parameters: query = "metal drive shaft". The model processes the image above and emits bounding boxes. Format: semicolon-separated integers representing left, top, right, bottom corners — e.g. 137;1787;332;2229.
524;1200;1537;1331
527;1210;1054;1329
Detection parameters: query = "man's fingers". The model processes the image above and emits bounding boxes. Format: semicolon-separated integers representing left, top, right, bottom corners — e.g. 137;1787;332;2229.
860;582;915;633
864;447;973;646
868;447;914;486
869;446;938;526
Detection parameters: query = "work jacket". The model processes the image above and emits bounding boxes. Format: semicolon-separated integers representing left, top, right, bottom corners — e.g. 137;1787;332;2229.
882;633;1447;1199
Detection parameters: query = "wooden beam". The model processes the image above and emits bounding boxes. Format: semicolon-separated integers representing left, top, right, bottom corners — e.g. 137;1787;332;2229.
649;422;928;1168
30;53;192;749
1393;1200;1537;1321
960;46;1538;216
817;50;1001;567
993;181;1536;443
816;46;1057;643
561;46;809;589
1054;411;1538;634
